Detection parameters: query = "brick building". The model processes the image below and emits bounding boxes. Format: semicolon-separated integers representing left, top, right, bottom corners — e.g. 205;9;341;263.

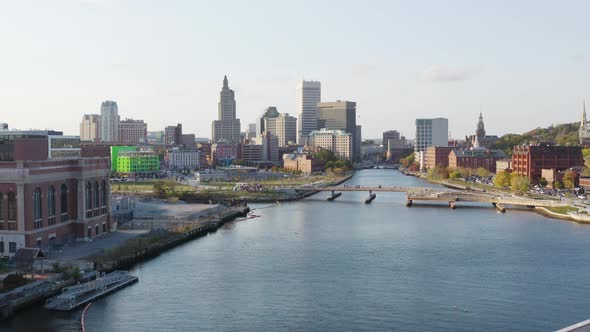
0;139;111;257
448;149;506;172
424;146;453;169
283;154;325;175
512;145;584;180
119;119;147;144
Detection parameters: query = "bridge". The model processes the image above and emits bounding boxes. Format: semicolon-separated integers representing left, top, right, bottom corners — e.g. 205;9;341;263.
291;185;568;210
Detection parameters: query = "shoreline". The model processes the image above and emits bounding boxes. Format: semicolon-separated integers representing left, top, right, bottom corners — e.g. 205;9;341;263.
399;168;589;224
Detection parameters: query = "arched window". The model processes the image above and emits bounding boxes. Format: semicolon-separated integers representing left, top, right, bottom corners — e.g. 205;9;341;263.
7;192;16;221
61;184;68;213
94;181;99;209
34;188;42;220
102;181;107;207
48;186;55;217
85;182;92;211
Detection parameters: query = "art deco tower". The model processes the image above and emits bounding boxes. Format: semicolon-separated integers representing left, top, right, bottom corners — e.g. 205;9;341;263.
212;76;241;143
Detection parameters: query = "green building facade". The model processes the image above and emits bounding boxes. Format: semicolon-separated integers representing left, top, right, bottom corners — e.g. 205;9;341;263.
111;146;160;175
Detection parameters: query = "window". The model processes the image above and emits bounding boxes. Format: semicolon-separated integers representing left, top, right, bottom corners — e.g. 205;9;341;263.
101;181;107;207
36;238;41;248
34;188;42;228
48;186;55;216
60;184;68;222
8;192;16;221
9;242;16;253
0;241;4;253
102;223;106;233
94;181;99;209
0;193;2;222
85;182;92;210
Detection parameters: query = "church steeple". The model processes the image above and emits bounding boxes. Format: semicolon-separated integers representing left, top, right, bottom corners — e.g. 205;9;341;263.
476;112;486;137
582;100;587;128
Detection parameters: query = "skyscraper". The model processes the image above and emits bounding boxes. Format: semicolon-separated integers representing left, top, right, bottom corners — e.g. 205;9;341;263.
414;118;448;153
256;106;280;136
296;80;321;144
317;101;358;160
264;113;297;147
212;76;241;143
100;101;120;142
80;114;100;141
165;123;183;146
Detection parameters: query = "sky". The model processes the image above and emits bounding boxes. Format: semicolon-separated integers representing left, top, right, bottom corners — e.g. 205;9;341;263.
0;0;589;139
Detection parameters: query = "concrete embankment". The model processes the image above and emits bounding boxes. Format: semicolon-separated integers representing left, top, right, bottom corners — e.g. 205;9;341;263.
534;207;573;221
95;206;250;272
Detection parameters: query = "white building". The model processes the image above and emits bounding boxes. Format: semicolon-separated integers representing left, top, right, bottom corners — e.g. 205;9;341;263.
264;113;297;147
304;129;353;160
80;114;100;142
168;148;201;170
296;80;321;144
100;101;120;142
414;118;448;154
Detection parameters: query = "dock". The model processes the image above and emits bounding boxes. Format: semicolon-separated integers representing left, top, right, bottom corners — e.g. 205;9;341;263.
45;271;138;311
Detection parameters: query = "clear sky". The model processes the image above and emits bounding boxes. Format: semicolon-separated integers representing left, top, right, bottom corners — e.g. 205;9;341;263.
1;0;589;139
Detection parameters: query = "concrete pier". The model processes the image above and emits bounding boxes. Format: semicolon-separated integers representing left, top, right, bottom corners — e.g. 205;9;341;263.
365;193;377;204
327;191;342;201
494;203;506;213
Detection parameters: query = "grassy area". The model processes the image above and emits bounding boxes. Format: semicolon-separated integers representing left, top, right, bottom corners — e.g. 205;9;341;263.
111;180;196;193
203;174;338;187
546;206;578;214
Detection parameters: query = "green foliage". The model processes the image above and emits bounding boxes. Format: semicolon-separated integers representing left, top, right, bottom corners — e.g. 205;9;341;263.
153;181;179;199
583;148;590;158
476;167;490;178
314;150;337;162
361;139;375;146
400;154;415;167
427;164;449;180
408;163;420;172
563;170;577;189
63;266;82;280
539;178;548;187
449;170;462;180
554;181;564;189
494;171;511;188
510;174;531;193
492;122;581;155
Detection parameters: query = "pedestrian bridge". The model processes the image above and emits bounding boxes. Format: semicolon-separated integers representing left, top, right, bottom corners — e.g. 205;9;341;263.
291;186;568;209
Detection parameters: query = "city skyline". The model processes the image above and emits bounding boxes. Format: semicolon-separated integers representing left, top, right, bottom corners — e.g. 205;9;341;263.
1;1;589;139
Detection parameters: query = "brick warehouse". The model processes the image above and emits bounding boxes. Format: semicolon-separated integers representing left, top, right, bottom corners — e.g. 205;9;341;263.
0;137;111;257
512;144;584;180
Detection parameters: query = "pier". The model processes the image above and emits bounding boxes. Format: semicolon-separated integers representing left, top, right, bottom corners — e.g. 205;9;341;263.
45;271;138;311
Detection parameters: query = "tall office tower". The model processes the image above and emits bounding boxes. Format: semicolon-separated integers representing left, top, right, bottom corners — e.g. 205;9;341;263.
264;113;297;147
99;101;120;142
317;101;358;160
414;118;449;153
356;125;362;159
256;106;280;136
165;123;183;146
247;123;257;139
296;80;321;144
119;119;147;144
253;131;280;163
80;114;100;141
212;76;241;143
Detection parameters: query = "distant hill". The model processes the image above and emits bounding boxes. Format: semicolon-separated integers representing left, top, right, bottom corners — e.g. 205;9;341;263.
492;122;580;155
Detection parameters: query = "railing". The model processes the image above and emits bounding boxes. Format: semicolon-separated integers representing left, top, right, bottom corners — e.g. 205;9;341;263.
61;213;68;223
48;216;56;226
33;219;43;229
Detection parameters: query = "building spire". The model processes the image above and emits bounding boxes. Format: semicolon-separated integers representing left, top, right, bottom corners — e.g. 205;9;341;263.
223;75;228;88
476;112;485;137
582;100;587;128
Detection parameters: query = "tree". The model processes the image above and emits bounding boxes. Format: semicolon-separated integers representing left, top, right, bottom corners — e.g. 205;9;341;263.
563;171;577;189
428;164;449;180
314;150;337;162
400;154;415;167
408;163;420;172
554;181;564;189
510;174;531;193
449;171;462;180
539;178;548;187
494;171;511;188
476;167;490;178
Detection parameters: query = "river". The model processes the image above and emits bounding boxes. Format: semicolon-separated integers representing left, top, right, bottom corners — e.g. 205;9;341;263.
3;169;590;331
